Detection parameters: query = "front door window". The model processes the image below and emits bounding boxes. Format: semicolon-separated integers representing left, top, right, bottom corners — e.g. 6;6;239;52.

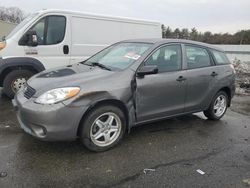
145;44;182;72
27;16;66;45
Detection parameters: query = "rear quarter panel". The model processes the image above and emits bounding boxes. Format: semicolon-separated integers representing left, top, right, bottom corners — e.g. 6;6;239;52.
214;64;235;96
204;64;235;109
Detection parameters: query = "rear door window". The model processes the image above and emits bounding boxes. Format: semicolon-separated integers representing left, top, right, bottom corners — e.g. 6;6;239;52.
185;45;211;69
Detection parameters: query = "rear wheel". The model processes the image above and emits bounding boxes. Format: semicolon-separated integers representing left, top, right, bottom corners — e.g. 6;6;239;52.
204;91;228;120
80;105;126;152
3;70;34;98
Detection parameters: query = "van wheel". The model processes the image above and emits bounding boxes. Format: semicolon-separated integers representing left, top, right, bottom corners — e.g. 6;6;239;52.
3;70;34;98
203;91;228;120
80;105;126;152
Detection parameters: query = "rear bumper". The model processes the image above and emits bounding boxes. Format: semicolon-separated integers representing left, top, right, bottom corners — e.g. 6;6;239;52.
12;91;88;141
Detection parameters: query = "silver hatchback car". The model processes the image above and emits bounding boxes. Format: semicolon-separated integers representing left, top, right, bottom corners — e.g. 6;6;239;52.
13;39;235;151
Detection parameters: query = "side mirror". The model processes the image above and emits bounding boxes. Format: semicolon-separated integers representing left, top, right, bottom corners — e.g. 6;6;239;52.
27;30;38;47
19;30;38;47
137;65;158;77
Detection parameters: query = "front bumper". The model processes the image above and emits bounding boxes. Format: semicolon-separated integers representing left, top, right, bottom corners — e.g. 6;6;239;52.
12;91;88;141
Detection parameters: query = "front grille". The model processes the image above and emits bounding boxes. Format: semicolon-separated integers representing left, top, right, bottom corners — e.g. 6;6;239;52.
24;85;36;99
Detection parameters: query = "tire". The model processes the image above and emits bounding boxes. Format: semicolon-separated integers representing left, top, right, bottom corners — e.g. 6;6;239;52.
80;105;126;152
3;69;34;99
203;91;229;120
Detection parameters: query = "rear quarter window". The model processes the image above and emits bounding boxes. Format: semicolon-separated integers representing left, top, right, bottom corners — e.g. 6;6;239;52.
211;50;230;65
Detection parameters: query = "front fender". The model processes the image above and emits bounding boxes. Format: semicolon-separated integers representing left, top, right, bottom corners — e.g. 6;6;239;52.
64;90;136;132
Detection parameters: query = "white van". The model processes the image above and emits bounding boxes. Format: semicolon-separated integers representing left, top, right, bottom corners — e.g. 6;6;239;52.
0;9;161;98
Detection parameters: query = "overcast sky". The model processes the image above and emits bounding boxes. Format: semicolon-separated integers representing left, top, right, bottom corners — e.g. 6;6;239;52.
1;0;250;34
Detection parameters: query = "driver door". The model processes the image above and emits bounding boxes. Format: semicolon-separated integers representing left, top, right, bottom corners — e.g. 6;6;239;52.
23;15;71;69
136;44;187;122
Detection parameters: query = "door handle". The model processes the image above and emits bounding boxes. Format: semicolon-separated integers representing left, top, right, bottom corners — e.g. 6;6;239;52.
63;45;69;54
176;76;186;82
211;71;218;77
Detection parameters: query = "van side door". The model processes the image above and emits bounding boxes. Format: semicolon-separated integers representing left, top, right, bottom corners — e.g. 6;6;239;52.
183;45;218;112
22;15;71;69
135;44;187;123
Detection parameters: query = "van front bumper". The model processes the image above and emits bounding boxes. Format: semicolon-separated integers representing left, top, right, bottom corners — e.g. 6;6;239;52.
12;91;88;141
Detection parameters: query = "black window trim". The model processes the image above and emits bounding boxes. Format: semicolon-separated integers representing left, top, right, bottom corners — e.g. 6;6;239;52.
19;15;67;46
183;44;214;70
140;43;184;74
43;17;48;45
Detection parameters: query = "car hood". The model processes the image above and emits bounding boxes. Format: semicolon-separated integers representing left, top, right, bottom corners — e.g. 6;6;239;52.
27;63;116;96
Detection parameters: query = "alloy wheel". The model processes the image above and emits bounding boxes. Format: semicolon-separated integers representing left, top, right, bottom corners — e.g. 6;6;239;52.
90;112;122;147
213;95;227;117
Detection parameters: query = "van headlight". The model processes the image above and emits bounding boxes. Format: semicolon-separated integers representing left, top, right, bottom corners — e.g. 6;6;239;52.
0;41;6;51
35;87;80;104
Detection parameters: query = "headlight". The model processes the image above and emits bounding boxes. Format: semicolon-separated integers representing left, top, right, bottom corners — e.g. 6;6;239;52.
35;87;80;104
0;41;6;51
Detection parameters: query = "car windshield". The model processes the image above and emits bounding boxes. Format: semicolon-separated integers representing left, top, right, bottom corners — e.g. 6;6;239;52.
84;42;152;71
4;13;38;41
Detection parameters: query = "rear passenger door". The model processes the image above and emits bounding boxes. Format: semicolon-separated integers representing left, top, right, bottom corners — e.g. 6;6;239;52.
184;45;218;112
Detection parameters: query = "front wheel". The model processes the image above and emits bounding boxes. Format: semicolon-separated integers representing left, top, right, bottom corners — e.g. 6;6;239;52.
204;91;229;120
3;70;34;98
80;105;126;152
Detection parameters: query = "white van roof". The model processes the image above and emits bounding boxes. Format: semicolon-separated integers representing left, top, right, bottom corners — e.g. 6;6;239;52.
37;9;161;26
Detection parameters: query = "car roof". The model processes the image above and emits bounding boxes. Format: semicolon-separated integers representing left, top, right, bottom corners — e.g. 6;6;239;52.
121;38;223;51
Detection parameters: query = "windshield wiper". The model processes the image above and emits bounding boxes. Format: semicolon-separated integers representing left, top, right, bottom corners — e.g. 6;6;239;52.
91;62;112;71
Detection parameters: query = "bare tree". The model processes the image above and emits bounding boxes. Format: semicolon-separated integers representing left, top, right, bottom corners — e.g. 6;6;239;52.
180;28;189;39
173;28;181;39
0;6;25;23
190;28;198;40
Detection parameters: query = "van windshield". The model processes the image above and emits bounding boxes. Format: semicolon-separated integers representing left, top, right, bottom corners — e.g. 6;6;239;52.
85;42;152;71
4;13;38;41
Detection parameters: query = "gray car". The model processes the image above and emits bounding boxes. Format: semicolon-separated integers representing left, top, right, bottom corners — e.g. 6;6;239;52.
12;39;236;151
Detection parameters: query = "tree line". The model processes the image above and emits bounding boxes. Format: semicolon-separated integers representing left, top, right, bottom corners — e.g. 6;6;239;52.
0;6;249;44
162;25;250;44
